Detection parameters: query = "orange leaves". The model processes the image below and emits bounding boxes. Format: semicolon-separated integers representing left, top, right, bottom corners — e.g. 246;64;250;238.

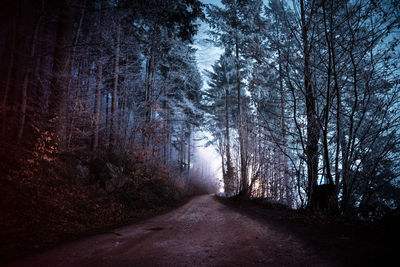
42;155;53;162
24;129;59;167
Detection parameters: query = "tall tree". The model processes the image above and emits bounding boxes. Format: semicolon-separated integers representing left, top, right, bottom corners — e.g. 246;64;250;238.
207;0;250;196
204;52;237;196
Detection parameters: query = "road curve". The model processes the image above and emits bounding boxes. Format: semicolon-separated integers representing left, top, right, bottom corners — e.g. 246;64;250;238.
8;195;332;266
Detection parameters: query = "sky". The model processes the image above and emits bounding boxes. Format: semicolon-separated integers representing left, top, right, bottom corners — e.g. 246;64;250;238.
192;0;223;76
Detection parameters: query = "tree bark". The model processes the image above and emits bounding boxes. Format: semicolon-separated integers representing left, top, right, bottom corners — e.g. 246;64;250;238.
236;35;247;197
92;1;103;153
17;10;41;143
48;0;75;141
92;49;103;152
187;124;191;175
1;13;17;137
321;2;334;186
225;85;234;195
109;22;120;153
300;0;320;210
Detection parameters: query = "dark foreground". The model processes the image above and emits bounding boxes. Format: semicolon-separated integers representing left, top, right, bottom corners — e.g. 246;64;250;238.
6;195;397;266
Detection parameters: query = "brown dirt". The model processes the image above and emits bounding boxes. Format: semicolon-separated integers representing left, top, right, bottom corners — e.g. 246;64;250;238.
5;194;397;267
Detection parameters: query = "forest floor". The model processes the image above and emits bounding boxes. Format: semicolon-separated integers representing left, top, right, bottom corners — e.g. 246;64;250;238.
6;194;397;267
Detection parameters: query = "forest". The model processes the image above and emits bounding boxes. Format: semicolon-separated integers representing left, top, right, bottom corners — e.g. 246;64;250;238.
204;0;400;217
0;0;399;264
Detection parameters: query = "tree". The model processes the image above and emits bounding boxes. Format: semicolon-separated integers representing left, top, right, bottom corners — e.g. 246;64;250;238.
203;52;237;196
207;0;251;196
48;0;76;137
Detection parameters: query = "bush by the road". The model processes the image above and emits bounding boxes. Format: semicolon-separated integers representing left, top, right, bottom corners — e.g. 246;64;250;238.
0;141;193;263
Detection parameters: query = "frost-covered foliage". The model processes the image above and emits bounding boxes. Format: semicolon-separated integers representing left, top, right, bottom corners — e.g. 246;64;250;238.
0;0;205;172
203;0;400;217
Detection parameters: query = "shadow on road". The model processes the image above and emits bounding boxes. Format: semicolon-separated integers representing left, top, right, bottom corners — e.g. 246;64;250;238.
215;195;397;267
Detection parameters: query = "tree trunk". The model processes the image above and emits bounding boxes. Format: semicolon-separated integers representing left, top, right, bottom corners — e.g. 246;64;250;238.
48;0;75;141
109;22;120;153
330;2;341;193
300;0;320;210
236;35;247;197
162;81;168;164
92;49;103;152
225;86;234;195
342;36;359;216
321;2;334;186
17;11;41;143
278;40;289;204
187;124;191;175
145;45;155;124
1;13;17;137
92;0;103;153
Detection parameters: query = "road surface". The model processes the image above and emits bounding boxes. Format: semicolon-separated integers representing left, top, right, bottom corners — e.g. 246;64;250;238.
9;195;332;266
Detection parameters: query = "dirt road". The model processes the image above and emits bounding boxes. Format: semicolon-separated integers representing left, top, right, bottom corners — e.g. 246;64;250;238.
8;195;333;266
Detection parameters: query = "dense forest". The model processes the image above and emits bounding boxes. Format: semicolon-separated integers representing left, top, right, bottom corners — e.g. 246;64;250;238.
0;0;214;259
203;0;400;218
0;0;399;262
